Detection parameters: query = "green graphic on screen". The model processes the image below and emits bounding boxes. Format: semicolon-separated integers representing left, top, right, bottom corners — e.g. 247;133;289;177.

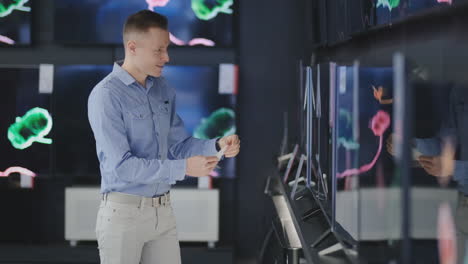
8;107;53;150
194;108;236;139
376;0;400;11
338;109;360;150
0;0;30;17
191;0;233;20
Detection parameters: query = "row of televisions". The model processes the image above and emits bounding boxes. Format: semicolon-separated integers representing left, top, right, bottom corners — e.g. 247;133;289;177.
282;53;464;261
1;0;234;47
2;0;467;47
314;0;465;45
0;64;238;189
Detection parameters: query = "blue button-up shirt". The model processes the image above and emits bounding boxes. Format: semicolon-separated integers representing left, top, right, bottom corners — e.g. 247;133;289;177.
88;62;218;197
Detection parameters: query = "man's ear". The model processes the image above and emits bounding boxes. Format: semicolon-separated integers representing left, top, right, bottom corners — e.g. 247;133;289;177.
127;40;137;55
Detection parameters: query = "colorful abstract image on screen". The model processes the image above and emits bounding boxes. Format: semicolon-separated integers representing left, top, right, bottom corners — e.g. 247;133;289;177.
7;107;53;150
0;0;31;45
0;66;52;178
377;0;401;11
193;107;236;139
54;0;233;46
376;0;458;25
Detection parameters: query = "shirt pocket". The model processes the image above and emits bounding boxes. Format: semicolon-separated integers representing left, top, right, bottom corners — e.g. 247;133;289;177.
126;104;155;147
154;100;171;134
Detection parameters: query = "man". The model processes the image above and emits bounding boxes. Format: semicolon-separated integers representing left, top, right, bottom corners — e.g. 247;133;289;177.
88;10;240;264
387;85;468;262
414;85;468;263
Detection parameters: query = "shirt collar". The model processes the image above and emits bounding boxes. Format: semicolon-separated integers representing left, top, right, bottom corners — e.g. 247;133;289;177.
112;61;136;86
112;61;159;91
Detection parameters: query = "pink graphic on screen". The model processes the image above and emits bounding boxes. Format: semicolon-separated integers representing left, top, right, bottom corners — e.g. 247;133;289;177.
170;33;215;46
0;34;15;45
438;202;457;264
147;0;216;46
437;0;452;4
146;0;170;9
337;110;390;178
0;166;36;177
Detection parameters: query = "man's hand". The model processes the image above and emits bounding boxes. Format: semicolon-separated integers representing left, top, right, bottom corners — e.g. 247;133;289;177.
417;137;455;186
186;156;219;177
218;134;240;158
418;156;452;177
418;155;454;187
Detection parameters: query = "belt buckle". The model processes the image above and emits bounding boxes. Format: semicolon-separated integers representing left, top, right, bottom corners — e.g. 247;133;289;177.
152;197;160;207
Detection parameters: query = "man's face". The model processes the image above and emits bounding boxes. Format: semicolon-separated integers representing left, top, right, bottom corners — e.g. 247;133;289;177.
133;27;170;78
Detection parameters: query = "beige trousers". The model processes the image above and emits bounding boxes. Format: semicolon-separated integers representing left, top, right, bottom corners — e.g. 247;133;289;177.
95;193;181;264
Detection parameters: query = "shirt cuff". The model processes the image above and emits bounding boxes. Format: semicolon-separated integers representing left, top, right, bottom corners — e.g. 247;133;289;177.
204;138;219;157
168;159;187;184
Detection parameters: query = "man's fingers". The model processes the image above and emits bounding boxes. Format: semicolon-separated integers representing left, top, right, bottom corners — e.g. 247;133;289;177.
418;158;432;165
227;135;239;144
227;144;240;151
421;165;433;175
418;160;435;171
225;149;240;157
418;156;434;162
419;160;434;169
226;149;240;155
206;160;219;167
226;145;240;154
205;156;219;162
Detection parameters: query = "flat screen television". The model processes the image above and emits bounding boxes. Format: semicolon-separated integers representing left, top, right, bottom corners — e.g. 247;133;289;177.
331;55;411;262
0;0;32;46
54;0;234;47
0;66;52;182
53;64;237;185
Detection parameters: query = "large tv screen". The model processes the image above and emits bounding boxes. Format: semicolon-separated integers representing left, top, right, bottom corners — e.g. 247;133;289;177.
357;67;394;189
375;0;408;25
0;0;32;46
54;0;234;47
53;65;111;183
332;58;419;263
332;64;360;241
163;65;237;181
375;0;462;26
0;66;52;184
54;64;237;184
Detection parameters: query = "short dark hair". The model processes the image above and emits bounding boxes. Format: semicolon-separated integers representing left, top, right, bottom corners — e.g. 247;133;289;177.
123;10;168;41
